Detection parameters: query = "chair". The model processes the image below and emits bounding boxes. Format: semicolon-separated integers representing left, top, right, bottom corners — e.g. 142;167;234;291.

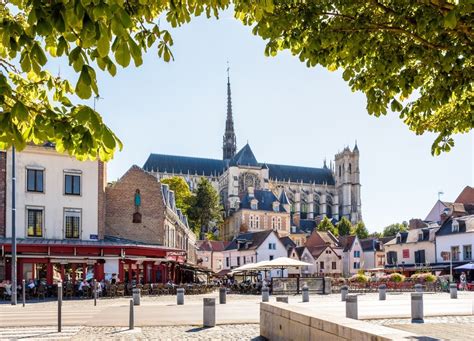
116;284;125;297
37;285;47;300
141;284;150;295
65;283;75;299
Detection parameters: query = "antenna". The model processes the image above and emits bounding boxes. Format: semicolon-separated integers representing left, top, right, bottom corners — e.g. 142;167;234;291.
93;95;104;111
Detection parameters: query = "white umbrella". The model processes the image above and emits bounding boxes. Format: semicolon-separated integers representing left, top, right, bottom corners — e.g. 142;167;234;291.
231;262;260;274
259;257;312;268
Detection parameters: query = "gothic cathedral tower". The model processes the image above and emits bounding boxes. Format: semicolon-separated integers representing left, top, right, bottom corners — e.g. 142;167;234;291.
222;67;237;160
334;143;362;224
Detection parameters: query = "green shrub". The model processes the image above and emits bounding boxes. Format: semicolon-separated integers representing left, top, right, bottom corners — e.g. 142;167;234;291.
390;273;405;283
350;274;369;283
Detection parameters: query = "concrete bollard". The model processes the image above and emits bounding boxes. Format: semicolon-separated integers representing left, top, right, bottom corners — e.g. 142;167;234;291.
450;283;457;299
411;293;424;323
93;280;98;306
219;287;226;304
203;298;216;327
132;288;141;306
323;277;332;294
302;284;309;303
341;285;348;301
129;299;134;329
345;294;358;320
177;287;185;305
378;284;386;301
57;281;63;333
262;286;269;302
276;296;289;303
415;284;423;293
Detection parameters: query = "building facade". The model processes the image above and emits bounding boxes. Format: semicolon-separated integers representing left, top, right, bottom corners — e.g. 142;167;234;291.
142;73;363;239
196;240;229;273
435;215;474;266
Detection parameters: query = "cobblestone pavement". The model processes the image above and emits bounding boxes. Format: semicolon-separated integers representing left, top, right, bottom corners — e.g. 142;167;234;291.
0;324;262;340
368;316;474;340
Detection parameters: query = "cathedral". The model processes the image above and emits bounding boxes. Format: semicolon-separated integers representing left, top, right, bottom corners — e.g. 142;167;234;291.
143;72;362;239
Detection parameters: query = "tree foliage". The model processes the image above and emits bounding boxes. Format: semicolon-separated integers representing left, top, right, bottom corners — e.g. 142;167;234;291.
247;0;473;155
317;216;338;236
161;176;192;216
336;216;352;236
353;221;369;239
1;0;471;159
187;177;223;238
382;222;408;237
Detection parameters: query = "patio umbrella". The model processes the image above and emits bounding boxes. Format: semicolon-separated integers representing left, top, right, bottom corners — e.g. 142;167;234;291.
254;257;313;278
230;262;260;274
454;263;474;270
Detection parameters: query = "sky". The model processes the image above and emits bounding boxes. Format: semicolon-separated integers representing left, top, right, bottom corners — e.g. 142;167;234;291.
72;12;472;233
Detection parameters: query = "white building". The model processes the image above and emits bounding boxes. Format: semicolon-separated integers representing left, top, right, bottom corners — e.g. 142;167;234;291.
5;145;104;241
340;235;363;276
435;215;474;265
223;230;288;278
288;246;315;276
308;245;342;276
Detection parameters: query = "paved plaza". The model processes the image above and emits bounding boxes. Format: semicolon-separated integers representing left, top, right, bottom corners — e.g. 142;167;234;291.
0;291;473;339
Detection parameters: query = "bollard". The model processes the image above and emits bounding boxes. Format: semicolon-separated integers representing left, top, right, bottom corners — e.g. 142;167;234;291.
302;284;309;302
345;294;358;320
411;293;424;323
261;286;269;302
133;288;141;306
415;284;423;293
378;284;386;301
276;296;289;303
129;299;134;330
93;279;98;306
177;287;185;305
203;298;216;327
57;281;63;333
22;279;25;307
219;287;226;304
341;285;348;301
449;283;457;299
323;277;332;295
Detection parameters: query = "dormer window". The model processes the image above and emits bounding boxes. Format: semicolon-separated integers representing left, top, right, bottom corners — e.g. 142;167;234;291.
452;220;459;233
396;233;402;244
250;199;258;210
273;201;279;212
418;233;423;242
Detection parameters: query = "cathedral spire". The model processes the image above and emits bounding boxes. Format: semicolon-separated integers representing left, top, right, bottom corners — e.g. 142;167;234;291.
223;63;237;160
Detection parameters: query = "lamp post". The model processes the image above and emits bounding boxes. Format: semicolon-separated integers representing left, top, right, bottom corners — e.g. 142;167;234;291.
11;147;17;305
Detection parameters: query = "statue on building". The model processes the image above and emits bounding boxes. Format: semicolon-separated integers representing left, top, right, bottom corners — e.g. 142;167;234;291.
133;189;142;223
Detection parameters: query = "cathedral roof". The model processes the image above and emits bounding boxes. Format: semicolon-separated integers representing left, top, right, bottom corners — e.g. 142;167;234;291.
279;189;291;205
267;164;335;185
143;154;225;177
229;144;259;167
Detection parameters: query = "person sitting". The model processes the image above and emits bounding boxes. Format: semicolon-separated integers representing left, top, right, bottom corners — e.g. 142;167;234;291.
78;279;90;297
4;280;12;299
27;279;35;290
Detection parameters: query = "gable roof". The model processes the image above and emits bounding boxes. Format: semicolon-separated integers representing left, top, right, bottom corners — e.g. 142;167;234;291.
143;153;225;177
225;230;275;250
455;186;474;204
279;236;296;250
197;240;230;252
339;235;357;252
308;244;341;259
229;144;259;167
436;215;474;236
294;246;307;259
306;230;340;248
298;219;317;234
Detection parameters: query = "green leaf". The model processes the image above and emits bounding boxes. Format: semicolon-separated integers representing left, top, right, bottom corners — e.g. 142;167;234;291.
97;33;110;58
444;11;457;29
20;52;31;73
102;127;116;149
32;43;47;66
75;66;92;99
74;106;92;124
115;40;131;67
128;38;143;66
11;102;29;121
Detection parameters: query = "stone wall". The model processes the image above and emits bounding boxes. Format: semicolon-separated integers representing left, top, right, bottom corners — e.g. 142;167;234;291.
105;165;166;245
0;151;6;237
260;302;417;340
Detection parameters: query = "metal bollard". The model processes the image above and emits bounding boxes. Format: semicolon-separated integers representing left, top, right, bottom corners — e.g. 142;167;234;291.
341;285;348;301
22;279;25;307
262;286;269;302
449;283;457;299
129;299;134;329
133;288;141;306
219;287;226;304
276;296;288;303
414;284;423;293
93;279;98;306
203;298;216;327
345;294;358;320
411;293;424;323
379;284;386;301
177;287;185;305
57;281;63;333
302;284;309;302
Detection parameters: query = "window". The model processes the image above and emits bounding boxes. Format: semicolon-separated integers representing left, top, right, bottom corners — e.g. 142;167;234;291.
27;208;43;237
64;209;81;239
320;261;324;270
237;256;240;266
353;250;360;258
255;216;260;229
65;173;81;195
277;217;282;230
353;262;360;269
402;249;410;258
271;217;276;230
226;257;230;267
268;242;276;250
26;169;44;192
387;251;397;265
414;250;426;265
332;261;337;270
463;245;472;260
243;257;246;264
269;255;274;261
418;233;423;242
249;215;254;228
452;220;459;232
451;246;460;261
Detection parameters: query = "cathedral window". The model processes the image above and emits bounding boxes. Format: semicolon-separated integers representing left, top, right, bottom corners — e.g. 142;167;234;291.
255;216;260;229
349;163;352;174
339;165;342;177
249;215;255;228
